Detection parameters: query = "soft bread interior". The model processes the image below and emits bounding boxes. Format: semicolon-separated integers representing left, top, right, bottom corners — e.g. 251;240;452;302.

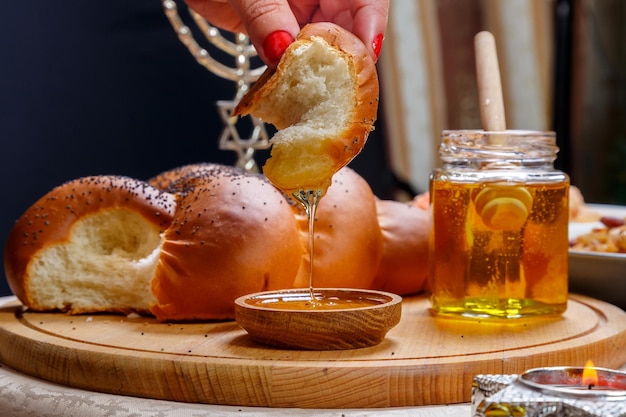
257;37;354;191
261;37;352;131
27;209;161;312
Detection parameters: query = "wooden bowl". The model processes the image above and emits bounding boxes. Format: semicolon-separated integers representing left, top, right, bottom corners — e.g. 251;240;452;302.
234;288;402;350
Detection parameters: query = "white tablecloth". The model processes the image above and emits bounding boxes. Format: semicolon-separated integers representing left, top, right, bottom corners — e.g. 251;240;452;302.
0;296;469;417
0;363;468;417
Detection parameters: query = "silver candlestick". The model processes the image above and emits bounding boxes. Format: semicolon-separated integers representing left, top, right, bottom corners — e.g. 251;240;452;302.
162;0;269;172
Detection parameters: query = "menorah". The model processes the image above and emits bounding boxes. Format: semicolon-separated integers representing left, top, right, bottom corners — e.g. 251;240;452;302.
161;0;270;172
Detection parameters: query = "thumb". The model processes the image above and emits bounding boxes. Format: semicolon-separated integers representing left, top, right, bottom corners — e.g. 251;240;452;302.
229;0;300;67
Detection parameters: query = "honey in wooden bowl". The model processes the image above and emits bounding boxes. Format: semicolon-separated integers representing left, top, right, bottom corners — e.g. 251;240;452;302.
234;288;402;350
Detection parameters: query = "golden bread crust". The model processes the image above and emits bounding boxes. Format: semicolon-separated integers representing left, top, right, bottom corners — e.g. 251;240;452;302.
149;165;303;320
291;167;383;289
371;199;430;295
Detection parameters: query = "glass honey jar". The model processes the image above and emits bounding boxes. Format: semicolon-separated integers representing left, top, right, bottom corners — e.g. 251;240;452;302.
429;130;570;319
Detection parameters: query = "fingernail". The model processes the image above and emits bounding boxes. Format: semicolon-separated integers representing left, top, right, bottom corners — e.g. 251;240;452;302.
372;33;384;61
263;30;294;63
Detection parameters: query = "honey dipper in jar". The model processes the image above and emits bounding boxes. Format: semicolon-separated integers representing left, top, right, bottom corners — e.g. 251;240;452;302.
428;32;570;319
472;31;535;232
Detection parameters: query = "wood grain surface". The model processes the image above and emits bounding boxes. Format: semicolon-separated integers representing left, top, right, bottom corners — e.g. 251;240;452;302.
1;294;625;408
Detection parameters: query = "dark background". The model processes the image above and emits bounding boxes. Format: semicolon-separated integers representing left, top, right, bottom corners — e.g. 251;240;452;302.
0;1;394;297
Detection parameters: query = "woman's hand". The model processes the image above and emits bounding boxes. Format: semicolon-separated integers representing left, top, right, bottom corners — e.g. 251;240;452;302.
184;0;389;67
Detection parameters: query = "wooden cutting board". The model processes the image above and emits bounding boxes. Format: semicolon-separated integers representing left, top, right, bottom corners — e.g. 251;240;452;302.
1;294;625;408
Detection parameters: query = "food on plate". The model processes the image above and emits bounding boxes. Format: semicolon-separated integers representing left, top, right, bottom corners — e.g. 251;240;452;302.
148;164;303;320
568;185;626;254
569;185;600;222
4;176;176;314
570;216;626;253
291;167;383;290
233;22;379;195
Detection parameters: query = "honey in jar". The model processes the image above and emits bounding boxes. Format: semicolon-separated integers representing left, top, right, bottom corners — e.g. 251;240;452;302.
429;130;569;319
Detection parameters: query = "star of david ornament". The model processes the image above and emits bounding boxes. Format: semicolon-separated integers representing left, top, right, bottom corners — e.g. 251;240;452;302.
162;0;271;172
217;100;269;172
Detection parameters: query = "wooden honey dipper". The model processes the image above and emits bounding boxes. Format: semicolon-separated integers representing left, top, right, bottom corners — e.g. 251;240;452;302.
474;31;507;134
473;31;532;230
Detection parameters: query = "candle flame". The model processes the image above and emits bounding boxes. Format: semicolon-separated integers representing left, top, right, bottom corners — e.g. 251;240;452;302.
582;359;598;387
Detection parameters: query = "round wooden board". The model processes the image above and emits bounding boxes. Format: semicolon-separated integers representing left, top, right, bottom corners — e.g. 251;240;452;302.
1;294;625;408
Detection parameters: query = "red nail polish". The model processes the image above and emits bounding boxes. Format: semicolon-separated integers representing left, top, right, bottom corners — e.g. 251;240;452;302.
263;30;294;63
372;33;384;60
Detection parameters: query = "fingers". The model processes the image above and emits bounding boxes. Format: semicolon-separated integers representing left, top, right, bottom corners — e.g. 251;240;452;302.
184;0;390;65
229;0;301;67
184;0;247;34
351;0;389;61
314;0;389;62
184;0;299;67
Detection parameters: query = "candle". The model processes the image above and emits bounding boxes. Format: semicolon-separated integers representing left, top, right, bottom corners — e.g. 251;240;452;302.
519;366;626;401
473;372;626;417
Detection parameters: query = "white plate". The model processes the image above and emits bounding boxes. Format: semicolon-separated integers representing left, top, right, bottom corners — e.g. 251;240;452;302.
568;204;626;309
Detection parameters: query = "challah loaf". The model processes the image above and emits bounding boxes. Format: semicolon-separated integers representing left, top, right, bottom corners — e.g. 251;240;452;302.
4;165;432;320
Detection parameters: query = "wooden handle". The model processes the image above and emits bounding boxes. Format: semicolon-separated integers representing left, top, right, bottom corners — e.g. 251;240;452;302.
474;31;506;132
